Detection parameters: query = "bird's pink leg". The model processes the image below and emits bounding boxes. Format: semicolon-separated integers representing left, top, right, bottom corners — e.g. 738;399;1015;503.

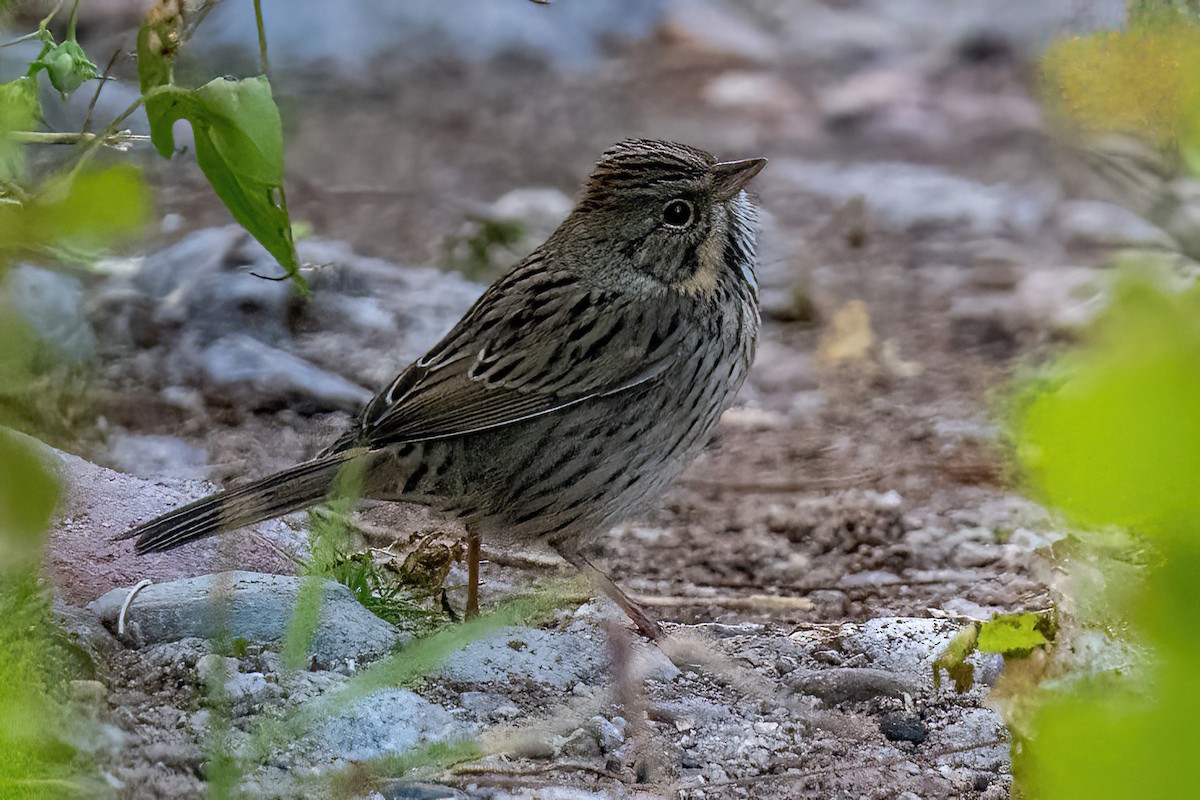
466;529;481;618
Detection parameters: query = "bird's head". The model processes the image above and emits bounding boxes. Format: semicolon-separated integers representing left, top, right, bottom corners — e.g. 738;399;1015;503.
564;138;766;297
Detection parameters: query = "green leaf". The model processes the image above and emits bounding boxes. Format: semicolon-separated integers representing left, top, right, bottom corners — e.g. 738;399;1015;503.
0;430;58;573
144;78;302;286
977;612;1055;655
0;76;41;182
0;571;87;793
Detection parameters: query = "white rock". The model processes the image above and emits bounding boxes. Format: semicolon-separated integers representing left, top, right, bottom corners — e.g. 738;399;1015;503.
317;688;460;762
1058;200;1174;249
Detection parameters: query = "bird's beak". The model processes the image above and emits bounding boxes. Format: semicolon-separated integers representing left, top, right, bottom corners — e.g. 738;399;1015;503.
713;157;767;200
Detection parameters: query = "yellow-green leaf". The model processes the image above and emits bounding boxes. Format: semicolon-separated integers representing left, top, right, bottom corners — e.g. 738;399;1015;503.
933;623;979;693
977;612;1055;655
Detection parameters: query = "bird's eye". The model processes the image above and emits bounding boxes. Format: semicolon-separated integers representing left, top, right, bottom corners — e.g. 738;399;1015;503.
662;199;694;228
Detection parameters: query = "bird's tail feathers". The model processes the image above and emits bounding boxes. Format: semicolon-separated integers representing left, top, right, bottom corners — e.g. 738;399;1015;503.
120;453;358;553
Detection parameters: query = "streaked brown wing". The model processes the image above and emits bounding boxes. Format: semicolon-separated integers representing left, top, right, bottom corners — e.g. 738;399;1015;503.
339;267;684;450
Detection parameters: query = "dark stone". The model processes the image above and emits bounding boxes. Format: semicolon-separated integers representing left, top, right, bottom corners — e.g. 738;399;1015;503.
880;711;927;744
380;783;468;800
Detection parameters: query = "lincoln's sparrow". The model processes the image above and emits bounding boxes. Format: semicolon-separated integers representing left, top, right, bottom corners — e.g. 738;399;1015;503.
123;139;766;639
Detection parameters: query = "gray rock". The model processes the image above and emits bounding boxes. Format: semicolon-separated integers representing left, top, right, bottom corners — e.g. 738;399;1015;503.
881;711;927;744
589;715;626;753
155;269;295;345
194;653;280;712
661;0;780;64
90;571;404;665
100;228;485;416
105;433;209;481
760;0;1124;65
557;727;603;760
840;570;902;588
62;718;127;759
787;667;918;705
3;265;97;361
196;653;237;683
190;333;373;413
457;690;519;723
1014;266;1106;333
928;707;1009;771
633;642;683;683
296;239;484;345
53;600;122;666
288;243;484;389
1007;527;1056;551
191;0;665;75
773;159;1051;237
946;264;1107;353
133;227;245;299
946;293;1024;358
225;671;280;712
1157;177;1200;260
317;688;460;761
103;227;294;350
441;626;607;689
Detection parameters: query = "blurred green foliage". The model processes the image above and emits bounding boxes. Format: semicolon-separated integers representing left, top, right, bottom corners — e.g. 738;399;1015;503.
0;3;155;794
1009;274;1200;798
0;572;87;798
1013;5;1200;794
0;166;150;259
1014;278;1200;538
1042;0;1200;169
0;76;39;180
0;431;58;574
